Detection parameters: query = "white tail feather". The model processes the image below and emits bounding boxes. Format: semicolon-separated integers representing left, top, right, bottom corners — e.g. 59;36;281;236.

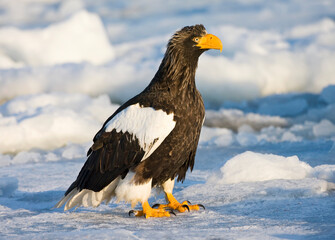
53;188;78;209
54;177;120;211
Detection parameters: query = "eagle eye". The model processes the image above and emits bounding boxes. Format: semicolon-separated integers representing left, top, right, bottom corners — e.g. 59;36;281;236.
193;37;200;43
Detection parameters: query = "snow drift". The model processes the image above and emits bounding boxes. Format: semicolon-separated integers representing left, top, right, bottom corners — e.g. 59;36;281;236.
0;10;114;68
0;12;334;105
203;151;335;195
0;93;118;153
215;151;313;184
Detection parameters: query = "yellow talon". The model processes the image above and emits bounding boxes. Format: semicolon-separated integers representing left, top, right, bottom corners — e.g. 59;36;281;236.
154;193;204;213
130;201;171;218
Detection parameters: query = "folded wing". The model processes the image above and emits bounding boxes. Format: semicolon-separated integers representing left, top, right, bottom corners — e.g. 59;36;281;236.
56;103;176;209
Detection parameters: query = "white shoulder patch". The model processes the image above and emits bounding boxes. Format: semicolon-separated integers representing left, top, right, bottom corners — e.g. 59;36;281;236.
104;103;176;160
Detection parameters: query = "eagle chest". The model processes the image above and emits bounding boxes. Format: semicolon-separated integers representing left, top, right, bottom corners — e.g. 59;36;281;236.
173;91;204;151
160;89;204;161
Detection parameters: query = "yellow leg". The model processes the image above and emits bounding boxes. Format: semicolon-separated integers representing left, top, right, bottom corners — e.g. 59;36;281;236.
129;201;171;218
154;193;205;213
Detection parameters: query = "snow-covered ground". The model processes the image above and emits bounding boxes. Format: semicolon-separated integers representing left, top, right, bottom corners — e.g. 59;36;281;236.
1;0;335;239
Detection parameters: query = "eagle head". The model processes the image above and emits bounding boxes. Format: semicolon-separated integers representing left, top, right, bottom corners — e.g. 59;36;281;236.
166;24;223;61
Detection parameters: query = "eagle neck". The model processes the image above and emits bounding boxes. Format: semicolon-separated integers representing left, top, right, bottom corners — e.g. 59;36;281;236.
152;50;199;91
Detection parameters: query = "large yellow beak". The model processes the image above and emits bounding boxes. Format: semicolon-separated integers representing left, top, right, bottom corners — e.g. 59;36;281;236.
196;34;223;52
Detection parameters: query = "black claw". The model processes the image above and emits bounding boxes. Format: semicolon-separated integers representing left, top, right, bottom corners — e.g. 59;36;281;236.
186;200;192;205
198;204;205;210
182;204;190;212
129;210;136;216
169;210;176;216
152;203;160;208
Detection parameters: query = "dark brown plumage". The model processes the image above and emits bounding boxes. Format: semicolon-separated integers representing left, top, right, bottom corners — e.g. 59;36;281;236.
55;24;222;218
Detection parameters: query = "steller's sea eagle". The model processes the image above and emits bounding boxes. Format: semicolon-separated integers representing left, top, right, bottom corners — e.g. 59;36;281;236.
55;24;222;218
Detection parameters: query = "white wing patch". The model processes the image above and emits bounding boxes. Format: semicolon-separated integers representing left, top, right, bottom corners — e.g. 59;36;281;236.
104;103;176;160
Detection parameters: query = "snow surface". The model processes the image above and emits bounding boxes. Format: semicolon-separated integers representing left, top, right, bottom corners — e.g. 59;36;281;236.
1;1;335;239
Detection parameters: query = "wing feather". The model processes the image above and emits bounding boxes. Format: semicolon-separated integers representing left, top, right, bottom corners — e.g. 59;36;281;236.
64;103;176;196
